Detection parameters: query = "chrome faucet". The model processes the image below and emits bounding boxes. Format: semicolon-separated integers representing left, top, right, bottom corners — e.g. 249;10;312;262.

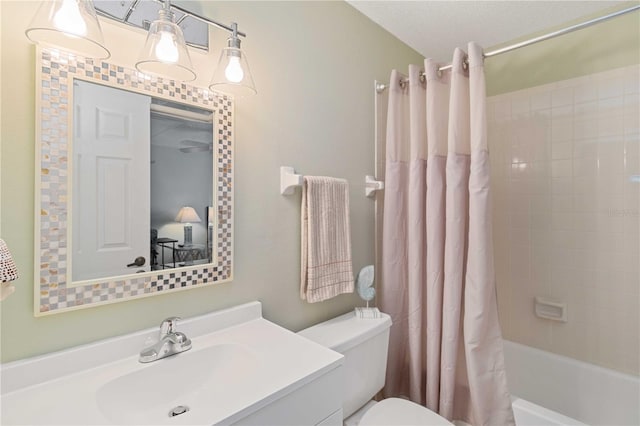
139;317;192;363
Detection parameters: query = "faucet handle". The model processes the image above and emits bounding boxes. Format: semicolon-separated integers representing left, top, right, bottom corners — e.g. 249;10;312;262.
160;316;181;335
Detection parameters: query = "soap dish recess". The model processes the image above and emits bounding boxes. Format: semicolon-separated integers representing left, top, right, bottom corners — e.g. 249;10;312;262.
534;297;567;322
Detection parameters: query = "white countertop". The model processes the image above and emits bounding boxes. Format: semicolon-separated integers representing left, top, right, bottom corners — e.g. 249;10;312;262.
1;302;343;425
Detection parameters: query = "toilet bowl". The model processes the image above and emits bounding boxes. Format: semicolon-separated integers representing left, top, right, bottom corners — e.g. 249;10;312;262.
298;311;452;425
358;398;453;425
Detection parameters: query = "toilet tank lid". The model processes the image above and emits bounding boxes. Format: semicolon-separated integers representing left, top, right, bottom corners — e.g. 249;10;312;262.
298;311;391;353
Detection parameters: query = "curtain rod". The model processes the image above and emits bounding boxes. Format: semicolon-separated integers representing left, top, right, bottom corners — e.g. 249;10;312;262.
431;4;639;75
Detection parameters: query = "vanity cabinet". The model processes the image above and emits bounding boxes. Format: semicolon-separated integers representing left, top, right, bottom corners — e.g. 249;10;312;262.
232;365;343;425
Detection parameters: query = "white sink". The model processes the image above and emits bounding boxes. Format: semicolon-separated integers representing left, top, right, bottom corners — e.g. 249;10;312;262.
96;343;257;424
1;302;344;425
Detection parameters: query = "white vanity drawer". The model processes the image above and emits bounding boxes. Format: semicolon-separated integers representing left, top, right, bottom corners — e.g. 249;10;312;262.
231;365;343;426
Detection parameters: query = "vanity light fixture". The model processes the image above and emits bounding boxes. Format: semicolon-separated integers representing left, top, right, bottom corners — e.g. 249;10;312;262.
0;239;19;301
175;207;202;247
25;0;110;59
135;0;197;82
26;0;256;95
209;22;257;97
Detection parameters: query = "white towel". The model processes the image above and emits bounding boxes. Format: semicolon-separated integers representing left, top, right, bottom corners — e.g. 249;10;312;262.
301;176;354;303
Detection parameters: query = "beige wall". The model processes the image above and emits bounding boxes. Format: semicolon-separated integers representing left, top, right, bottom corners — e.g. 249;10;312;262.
0;1;423;362
486;2;640;96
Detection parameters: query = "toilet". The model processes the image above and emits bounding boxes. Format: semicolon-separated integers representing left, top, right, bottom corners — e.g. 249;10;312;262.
298;311;452;425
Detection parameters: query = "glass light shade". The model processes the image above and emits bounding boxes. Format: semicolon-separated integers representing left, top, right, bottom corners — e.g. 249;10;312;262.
209;47;256;97
25;0;110;59
175;207;202;223
136;13;196;82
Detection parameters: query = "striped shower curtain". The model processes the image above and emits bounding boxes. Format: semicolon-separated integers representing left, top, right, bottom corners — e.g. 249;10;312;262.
380;42;515;426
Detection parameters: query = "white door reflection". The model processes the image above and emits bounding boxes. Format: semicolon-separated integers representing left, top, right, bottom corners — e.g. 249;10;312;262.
73;80;151;281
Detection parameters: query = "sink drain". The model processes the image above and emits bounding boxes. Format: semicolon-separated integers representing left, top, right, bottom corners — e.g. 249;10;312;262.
168;405;189;417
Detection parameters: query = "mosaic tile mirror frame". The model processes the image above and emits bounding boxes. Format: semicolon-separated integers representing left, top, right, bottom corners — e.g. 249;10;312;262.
34;48;234;316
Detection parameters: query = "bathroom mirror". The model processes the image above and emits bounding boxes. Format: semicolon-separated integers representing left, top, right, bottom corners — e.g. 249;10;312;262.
34;48;234;315
72;80;214;281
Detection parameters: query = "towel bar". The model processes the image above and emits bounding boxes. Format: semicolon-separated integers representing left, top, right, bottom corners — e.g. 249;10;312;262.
280;166;385;197
280;166;303;195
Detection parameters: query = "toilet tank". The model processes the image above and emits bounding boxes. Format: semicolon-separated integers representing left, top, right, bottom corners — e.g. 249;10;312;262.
298;311;391;419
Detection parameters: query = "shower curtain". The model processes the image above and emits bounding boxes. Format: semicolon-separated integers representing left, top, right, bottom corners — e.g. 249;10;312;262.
380;43;514;426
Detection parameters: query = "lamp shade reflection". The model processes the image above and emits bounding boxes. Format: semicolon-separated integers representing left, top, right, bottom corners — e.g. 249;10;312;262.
175;206;201;246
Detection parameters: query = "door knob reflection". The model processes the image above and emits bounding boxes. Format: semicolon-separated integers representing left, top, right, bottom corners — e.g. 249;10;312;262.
127;256;146;267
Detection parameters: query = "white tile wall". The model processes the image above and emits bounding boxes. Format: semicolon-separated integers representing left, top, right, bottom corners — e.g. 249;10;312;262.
488;64;640;376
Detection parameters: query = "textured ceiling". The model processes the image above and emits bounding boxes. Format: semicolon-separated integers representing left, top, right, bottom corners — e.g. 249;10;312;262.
347;1;627;62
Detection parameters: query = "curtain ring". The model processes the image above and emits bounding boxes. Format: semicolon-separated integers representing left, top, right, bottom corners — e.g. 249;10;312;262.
399;78;407;89
462;56;469;71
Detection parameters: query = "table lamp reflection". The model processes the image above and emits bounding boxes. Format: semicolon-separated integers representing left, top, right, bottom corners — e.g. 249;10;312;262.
175;206;201;247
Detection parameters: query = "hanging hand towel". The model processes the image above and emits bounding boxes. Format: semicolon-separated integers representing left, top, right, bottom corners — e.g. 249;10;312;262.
301;176;354;303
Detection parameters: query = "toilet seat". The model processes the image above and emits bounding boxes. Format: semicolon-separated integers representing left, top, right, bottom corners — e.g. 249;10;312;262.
359;398;453;426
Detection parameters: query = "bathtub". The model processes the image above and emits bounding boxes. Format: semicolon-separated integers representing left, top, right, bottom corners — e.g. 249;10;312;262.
511;397;585;425
503;340;640;426
452;398;584;426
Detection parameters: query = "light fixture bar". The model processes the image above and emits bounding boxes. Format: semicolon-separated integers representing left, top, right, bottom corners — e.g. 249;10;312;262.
95;0;247;50
123;0;140;22
175;14;188;25
95;8;207;51
163;1;246;38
